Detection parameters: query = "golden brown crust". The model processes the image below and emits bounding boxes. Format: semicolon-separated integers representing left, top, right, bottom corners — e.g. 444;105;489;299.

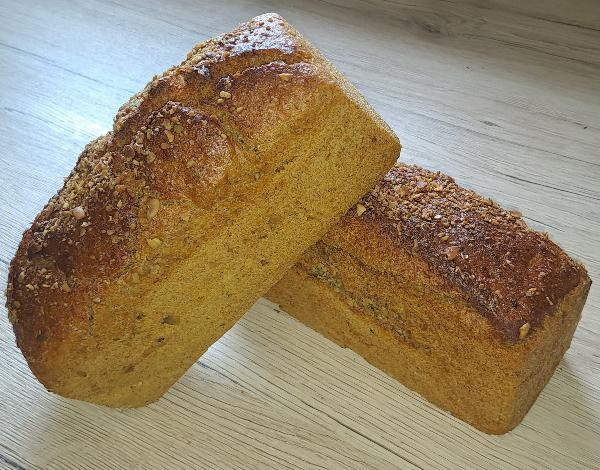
112;14;314;144
5;13;400;406
332;164;588;343
267;163;591;433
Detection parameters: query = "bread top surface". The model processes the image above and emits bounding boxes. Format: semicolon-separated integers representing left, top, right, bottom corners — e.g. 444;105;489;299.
325;164;589;343
5;13;400;363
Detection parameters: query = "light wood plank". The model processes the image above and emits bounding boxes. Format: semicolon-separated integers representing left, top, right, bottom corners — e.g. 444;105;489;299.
1;0;599;468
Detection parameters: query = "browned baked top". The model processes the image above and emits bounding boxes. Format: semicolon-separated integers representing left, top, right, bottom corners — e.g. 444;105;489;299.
6;13;397;363
349;164;588;343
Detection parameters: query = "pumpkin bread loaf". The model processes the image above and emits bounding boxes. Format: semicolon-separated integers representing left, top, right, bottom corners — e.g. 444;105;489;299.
5;14;400;407
267;164;590;434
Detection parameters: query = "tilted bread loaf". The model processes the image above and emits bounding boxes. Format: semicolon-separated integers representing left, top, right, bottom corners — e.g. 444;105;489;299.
5;14;400;407
268;164;590;434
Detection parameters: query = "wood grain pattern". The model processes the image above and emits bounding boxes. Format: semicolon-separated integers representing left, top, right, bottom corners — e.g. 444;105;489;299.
0;0;599;468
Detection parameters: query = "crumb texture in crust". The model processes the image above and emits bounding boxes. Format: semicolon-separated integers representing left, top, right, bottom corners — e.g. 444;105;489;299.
4;13;401;406
326;164;589;343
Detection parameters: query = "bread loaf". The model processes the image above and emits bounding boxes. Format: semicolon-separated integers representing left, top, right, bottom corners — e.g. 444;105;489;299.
5;14;400;407
267;164;590;434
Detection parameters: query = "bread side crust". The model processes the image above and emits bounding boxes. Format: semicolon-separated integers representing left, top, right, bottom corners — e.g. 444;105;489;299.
267;256;589;434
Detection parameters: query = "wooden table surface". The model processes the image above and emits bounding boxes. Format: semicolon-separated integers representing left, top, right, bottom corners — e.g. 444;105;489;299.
1;0;599;468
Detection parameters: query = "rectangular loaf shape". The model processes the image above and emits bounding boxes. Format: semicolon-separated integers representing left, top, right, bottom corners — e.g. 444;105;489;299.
267;164;590;434
5;14;400;407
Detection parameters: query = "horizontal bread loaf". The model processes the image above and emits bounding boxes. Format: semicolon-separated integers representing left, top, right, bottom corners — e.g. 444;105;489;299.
267;164;590;434
5;14;400;407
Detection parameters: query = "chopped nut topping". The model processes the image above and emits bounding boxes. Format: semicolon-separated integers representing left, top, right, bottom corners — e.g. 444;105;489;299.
147;199;160;220
397;187;409;198
93;297;101;303
354;164;584;341
147;238;162;249
61;281;71;293
236;106;244;113
25;284;35;290
519;322;530;339
254;172;261;181
278;73;293;81
71;206;86;220
356;204;367;216
421;209;433;220
219;91;232;99
165;130;175;143
446;246;460;261
546;296;554;306
17;271;25;283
